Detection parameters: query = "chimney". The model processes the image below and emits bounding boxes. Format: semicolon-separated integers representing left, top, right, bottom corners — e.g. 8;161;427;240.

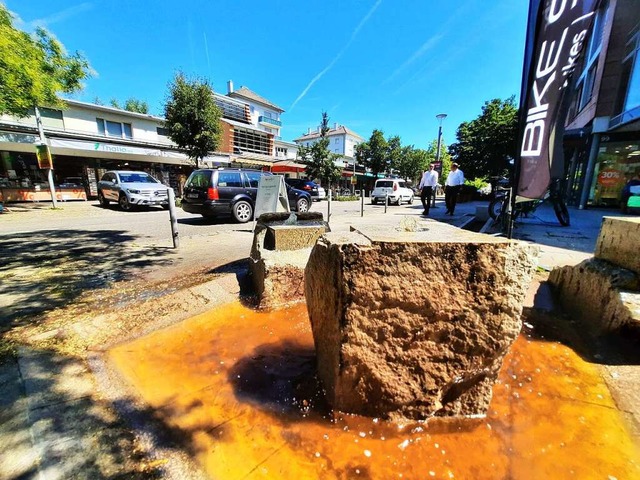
227;80;234;94
334;122;337;130
307;127;311;134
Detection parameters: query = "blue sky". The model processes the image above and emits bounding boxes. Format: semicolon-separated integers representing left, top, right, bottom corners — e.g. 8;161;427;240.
7;0;528;148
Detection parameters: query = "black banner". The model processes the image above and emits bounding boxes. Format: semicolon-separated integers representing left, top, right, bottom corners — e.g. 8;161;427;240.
516;0;600;200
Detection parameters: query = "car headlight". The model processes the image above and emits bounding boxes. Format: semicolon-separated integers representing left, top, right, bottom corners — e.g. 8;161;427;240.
127;189;140;194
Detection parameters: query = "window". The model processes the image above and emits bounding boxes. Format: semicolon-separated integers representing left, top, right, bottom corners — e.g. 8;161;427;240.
621;27;640;112
187;171;211;188
244;171;262;188
157;126;170;137
575;1;609;111
39;108;64;129
96;118;133;139
217;171;243;188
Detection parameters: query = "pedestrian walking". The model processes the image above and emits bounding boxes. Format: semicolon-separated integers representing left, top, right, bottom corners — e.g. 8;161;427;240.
418;163;439;215
444;163;465;215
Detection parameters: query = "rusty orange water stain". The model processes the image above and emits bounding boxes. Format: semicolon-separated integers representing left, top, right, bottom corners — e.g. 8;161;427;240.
109;302;640;480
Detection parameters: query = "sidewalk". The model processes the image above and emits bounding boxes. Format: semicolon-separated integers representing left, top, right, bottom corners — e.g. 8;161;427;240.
1;198;637;479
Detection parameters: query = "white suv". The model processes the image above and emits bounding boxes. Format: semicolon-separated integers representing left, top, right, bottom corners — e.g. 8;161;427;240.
370;178;414;205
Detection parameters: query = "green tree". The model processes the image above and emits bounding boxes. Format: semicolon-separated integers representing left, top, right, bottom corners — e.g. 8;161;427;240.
298;112;342;188
124;98;149;114
360;129;389;179
109;98;121;109
0;4;90;117
163;72;222;168
386;135;402;174
425;139;452;185
449;96;518;181
395;146;430;184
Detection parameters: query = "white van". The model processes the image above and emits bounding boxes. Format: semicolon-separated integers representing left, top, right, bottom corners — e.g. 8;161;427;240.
370;178;414;205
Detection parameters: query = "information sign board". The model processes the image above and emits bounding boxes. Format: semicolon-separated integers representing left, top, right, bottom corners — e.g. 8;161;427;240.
254;175;290;220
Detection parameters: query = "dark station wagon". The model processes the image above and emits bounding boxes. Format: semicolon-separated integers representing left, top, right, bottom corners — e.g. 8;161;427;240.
181;168;312;223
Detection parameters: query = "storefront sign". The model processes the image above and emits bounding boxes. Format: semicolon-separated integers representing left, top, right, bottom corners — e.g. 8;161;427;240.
597;168;624;187
48;138;185;159
35;144;53;169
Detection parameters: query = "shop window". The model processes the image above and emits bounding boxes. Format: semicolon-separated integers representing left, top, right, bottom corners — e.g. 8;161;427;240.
96;118;133;139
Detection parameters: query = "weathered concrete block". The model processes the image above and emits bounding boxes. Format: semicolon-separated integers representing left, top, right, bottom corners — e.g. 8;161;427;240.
250;212;329;309
305;223;538;420
549;258;640;333
265;225;327;251
595;217;640;275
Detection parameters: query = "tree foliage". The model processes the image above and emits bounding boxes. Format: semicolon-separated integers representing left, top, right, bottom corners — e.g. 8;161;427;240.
298;112;342;187
425;139;452;184
449;96;518;181
356;129;389;179
163;73;222;168
124;98;149;114
0;5;90;117
394;146;429;184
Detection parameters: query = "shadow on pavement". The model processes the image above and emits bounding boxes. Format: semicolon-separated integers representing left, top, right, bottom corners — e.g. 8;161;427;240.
0;229;175;329
0;346;198;479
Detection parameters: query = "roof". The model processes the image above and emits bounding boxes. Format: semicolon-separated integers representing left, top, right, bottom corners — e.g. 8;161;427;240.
228;86;284;113
64;99;165;122
293;125;364;143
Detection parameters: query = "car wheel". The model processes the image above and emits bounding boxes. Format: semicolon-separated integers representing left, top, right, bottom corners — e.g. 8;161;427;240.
119;193;132;211
98;191;109;207
162;204;170;210
371;198;377;205
408;195;414;205
297;197;310;213
233;200;253;223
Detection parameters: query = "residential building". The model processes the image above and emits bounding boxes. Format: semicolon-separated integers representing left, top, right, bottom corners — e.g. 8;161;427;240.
0;100;219;202
563;0;640;209
0;84;293;202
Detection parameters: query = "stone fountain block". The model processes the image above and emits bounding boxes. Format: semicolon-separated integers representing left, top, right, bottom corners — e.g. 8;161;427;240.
595;217;640;275
304;223;539;420
250;212;330;309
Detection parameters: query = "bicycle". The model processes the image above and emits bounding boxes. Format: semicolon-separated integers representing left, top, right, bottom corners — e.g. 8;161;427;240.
488;180;570;228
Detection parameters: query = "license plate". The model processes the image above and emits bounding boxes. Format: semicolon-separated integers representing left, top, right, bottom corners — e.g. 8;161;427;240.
187;193;199;199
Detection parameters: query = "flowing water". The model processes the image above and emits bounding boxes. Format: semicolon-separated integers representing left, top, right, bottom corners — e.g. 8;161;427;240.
109;302;640;479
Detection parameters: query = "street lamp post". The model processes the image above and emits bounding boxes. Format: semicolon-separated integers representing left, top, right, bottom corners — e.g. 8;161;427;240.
433;113;447;207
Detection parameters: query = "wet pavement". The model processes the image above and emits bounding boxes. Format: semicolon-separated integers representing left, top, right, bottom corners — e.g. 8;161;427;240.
110;302;640;480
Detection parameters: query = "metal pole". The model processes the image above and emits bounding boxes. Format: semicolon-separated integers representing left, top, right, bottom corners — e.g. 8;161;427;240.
433;124;443;208
168;188;180;248
361;189;364;217
385;194;388;213
352;160;356;195
327;188;332;223
34;107;57;208
579;133;600;209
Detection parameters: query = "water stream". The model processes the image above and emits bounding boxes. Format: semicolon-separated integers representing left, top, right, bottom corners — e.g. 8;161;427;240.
109;302;640;479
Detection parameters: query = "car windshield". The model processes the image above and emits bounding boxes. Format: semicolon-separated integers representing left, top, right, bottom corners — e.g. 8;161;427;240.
119;173;157;183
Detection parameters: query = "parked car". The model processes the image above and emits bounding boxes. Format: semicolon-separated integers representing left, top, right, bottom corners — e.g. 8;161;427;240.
181;168;312;223
97;170;169;211
370;178;414;205
285;178;327;201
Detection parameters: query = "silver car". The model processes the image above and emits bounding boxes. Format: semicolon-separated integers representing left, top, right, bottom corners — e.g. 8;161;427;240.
97;170;169;211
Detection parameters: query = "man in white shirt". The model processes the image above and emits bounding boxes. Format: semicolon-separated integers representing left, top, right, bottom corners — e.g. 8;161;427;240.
444;162;465;215
418;163;439;215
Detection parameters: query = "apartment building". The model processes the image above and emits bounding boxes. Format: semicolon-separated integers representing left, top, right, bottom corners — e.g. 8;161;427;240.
563;0;640;209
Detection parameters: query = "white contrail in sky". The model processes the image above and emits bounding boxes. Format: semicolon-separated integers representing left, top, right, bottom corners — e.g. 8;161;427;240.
203;32;212;77
28;2;93;29
384;34;443;84
289;0;383;111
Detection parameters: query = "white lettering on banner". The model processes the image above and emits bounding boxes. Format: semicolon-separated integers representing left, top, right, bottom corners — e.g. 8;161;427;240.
536;30;567;76
548;0;568;23
522;120;545;156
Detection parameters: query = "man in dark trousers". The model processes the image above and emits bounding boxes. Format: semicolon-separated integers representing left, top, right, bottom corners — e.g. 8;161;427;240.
418;163;439;215
444;163;465;215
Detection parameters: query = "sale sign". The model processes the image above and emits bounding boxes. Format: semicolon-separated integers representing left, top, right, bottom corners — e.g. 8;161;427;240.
597;168;623;187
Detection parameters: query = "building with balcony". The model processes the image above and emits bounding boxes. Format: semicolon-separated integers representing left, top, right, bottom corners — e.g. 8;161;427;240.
0;100;230;202
563;0;640;209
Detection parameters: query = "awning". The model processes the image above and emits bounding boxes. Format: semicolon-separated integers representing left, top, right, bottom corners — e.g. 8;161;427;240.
271;160;306;173
231;157;274;167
